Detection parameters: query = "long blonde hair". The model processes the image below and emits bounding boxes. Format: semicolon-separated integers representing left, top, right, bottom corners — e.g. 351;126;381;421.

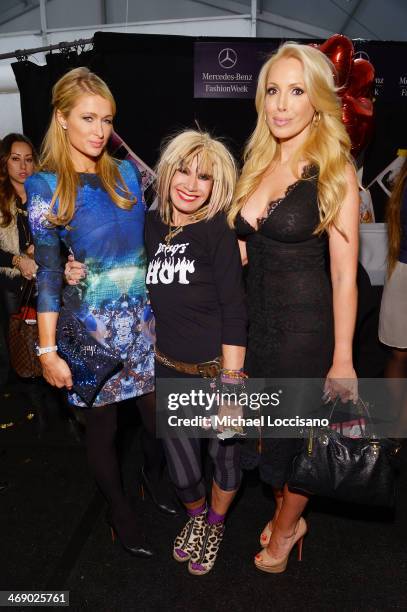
156;130;237;225
228;42;353;234
41;67;134;226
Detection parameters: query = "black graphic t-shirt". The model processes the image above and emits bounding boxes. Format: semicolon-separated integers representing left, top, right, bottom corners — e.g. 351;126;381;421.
145;210;247;363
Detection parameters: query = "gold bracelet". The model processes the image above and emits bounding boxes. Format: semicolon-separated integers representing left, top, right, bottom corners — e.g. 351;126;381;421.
13;254;23;269
221;368;248;379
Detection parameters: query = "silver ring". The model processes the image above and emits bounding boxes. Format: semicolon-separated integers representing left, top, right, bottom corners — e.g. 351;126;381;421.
32;272;36;278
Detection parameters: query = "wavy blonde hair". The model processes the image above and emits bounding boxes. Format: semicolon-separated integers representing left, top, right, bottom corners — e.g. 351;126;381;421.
228;42;353;235
156;130;237;225
41;67;134;226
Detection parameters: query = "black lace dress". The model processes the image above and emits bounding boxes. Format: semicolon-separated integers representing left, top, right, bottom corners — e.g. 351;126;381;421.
236;168;334;488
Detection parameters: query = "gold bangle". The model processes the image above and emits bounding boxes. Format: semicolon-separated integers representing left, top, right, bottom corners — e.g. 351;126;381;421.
221;368;248;379
13;255;22;269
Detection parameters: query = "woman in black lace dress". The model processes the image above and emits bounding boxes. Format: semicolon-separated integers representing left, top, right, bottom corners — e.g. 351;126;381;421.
229;42;359;572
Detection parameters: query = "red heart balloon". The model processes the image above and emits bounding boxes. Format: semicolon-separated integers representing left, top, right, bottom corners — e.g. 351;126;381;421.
342;94;374;157
315;35;375;156
318;34;354;88
346;58;375;99
343;94;374;118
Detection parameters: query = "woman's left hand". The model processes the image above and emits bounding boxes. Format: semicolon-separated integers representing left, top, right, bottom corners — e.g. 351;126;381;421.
64;255;87;285
324;363;358;404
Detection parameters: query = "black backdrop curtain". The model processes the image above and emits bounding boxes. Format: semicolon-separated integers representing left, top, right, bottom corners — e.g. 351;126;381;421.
12;32;256;168
89;32;257;168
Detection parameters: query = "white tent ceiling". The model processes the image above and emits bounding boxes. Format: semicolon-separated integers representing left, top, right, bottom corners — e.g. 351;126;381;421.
0;0;406;41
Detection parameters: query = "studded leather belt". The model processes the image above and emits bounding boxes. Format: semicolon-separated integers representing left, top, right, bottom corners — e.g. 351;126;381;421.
155;348;222;378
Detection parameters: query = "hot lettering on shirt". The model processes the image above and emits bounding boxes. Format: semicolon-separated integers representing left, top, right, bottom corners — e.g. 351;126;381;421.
146;242;195;285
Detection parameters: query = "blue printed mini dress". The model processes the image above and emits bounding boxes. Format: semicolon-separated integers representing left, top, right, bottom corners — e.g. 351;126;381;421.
26;160;155;407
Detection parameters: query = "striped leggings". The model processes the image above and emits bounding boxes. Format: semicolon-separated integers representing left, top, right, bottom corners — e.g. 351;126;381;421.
163;436;242;503
156;361;242;503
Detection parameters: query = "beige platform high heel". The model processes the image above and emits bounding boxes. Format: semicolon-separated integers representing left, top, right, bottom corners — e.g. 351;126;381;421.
254;517;307;573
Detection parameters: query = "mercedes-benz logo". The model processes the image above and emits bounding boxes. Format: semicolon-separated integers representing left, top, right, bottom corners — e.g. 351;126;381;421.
354;50;371;62
218;48;237;70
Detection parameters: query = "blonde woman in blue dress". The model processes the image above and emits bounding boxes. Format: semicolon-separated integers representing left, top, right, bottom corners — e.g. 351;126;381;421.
27;67;160;557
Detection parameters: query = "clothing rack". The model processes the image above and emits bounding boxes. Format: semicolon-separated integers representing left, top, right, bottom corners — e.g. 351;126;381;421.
0;37;93;62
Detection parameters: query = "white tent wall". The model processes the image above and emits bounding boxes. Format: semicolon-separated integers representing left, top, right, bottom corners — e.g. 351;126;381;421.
0;93;22;134
0;0;238;33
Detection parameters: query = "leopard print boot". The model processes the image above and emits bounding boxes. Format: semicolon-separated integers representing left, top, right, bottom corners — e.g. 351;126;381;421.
173;508;207;562
188;521;225;575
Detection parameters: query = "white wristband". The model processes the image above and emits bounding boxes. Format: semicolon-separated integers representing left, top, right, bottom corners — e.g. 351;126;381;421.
36;345;58;357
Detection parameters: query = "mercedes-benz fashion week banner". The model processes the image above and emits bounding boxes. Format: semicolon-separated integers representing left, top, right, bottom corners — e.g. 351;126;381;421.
194;42;276;98
194;40;406;102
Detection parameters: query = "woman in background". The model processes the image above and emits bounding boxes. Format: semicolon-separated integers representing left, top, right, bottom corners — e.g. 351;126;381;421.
0;134;48;418
379;157;407;428
0;134;38;328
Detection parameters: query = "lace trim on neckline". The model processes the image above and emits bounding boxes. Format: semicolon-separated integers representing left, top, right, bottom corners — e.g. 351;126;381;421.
256;164;317;227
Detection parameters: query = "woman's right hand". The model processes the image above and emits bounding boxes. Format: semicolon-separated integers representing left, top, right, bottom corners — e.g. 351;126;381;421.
39;352;73;390
17;255;38;280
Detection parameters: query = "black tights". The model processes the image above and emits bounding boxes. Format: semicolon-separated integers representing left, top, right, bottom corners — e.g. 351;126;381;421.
84;392;161;542
138;392;165;477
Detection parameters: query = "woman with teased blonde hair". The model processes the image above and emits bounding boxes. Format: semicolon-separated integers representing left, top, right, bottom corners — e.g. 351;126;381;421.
156;130;237;224
145;129;247;576
230;42;359;572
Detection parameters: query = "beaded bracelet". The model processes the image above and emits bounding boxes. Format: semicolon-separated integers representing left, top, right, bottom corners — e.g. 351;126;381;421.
220;368;248;386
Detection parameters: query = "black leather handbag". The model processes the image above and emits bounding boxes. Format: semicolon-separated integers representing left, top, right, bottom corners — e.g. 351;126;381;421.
289;398;400;507
57;307;123;408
